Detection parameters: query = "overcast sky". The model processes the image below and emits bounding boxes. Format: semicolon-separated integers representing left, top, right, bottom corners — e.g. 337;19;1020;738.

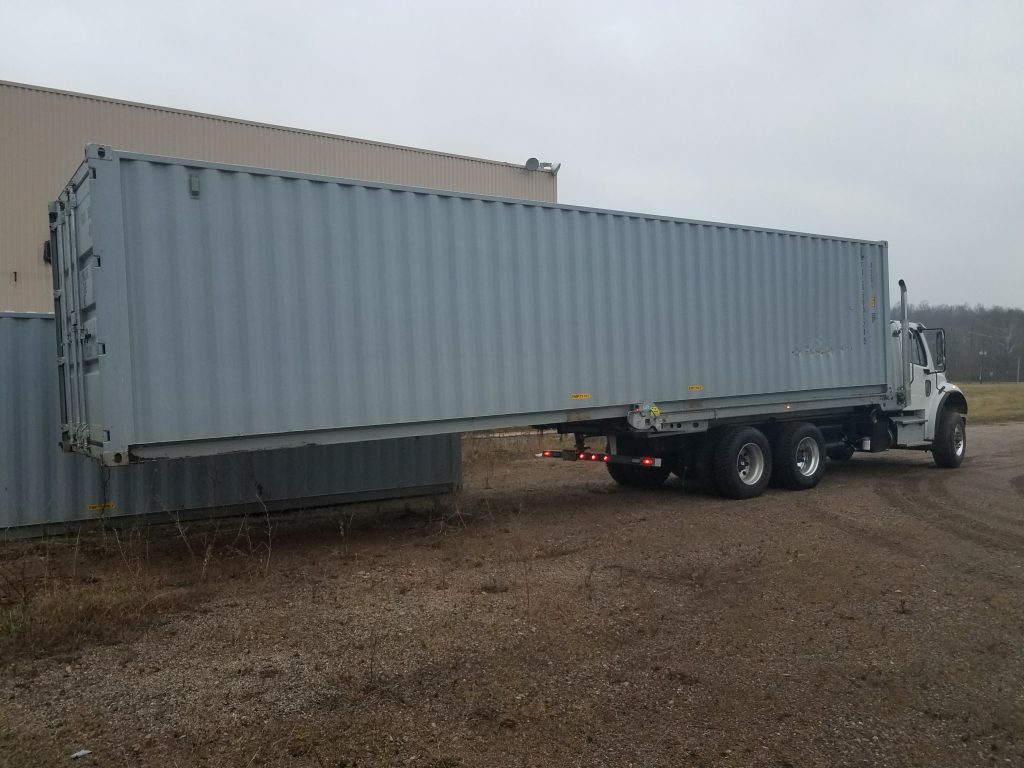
3;0;1021;308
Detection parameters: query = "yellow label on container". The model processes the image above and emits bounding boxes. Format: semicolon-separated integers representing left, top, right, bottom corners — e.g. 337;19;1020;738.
571;393;591;400
688;385;704;391
87;502;116;511
870;296;877;308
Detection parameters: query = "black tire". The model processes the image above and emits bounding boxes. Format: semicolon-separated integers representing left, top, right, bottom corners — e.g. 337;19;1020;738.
606;461;671;487
772;422;827;491
932;410;966;468
712;426;772;499
827;444;855;462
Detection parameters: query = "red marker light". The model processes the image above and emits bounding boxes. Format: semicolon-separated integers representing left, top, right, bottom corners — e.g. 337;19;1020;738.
642;457;655;466
590;454;599;461
542;450;553;457
578;453;586;460
603;454;611;462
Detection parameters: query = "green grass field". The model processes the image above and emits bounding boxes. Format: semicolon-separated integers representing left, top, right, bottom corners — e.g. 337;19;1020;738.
955;382;1024;423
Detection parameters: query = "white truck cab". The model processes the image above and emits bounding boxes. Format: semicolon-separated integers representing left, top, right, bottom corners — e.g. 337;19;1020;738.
885;279;968;466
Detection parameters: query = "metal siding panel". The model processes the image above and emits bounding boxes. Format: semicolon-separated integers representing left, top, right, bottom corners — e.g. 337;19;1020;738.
55;150;890;461
0;80;557;312
0;313;459;530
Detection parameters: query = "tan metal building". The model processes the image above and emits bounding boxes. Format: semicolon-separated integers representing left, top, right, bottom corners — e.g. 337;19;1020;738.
0;80;557;312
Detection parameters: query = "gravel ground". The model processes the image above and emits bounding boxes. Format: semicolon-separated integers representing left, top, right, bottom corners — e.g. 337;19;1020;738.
2;423;1023;767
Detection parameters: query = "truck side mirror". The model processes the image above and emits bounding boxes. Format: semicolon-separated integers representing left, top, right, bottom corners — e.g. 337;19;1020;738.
923;328;946;373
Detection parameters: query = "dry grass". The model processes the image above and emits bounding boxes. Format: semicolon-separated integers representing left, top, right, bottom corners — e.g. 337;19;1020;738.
0;547;194;659
0;512;283;660
0;498;452;663
0;568;196;658
956;382;1024;423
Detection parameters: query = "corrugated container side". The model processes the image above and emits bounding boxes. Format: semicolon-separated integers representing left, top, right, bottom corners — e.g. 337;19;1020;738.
54;148;891;463
1;313;460;532
0;80;557;312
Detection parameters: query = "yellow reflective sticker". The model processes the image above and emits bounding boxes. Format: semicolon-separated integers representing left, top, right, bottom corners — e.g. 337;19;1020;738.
571;393;591;400
688;385;704;391
87;502;116;511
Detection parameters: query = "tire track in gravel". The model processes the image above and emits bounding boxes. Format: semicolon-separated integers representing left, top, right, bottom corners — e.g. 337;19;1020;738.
1011;474;1024;498
875;472;1024;556
924;463;1024;530
863;474;1023;586
813;504;922;558
915;469;1024;544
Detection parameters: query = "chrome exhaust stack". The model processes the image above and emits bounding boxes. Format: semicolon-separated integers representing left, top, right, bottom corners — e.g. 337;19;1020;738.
899;279;911;409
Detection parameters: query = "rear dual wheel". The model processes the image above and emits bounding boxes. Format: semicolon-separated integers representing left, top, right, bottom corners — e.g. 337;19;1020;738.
772;422;827;490
710;422;826;498
713;426;773;499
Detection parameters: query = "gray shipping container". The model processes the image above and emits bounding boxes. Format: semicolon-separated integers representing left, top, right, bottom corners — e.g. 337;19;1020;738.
1;312;459;532
51;145;891;465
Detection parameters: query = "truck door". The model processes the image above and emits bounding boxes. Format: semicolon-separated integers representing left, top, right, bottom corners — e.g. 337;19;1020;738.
908;330;933;412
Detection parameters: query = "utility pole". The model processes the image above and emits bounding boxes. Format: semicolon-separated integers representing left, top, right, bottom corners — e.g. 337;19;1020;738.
1018;356;1021;384
978;350;987;384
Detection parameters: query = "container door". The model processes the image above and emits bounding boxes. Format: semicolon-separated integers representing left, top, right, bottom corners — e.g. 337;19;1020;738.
51;169;103;456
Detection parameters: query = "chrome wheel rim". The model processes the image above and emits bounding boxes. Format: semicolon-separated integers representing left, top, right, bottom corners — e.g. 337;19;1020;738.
736;443;765;485
795;436;821;477
953;423;965;457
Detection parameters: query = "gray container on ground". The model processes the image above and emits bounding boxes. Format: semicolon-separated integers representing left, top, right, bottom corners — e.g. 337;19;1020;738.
1;313;460;532
51;145;891;464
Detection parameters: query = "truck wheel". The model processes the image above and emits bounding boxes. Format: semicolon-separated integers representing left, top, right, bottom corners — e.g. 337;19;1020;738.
606;461;671;487
932;410;966;468
773;423;826;490
713;427;772;499
827;444;855;461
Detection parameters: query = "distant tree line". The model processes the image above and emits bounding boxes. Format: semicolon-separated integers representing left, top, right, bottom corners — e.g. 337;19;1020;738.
899;303;1024;383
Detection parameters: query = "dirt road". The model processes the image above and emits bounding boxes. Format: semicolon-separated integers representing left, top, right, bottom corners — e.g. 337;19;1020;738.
3;424;1024;767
